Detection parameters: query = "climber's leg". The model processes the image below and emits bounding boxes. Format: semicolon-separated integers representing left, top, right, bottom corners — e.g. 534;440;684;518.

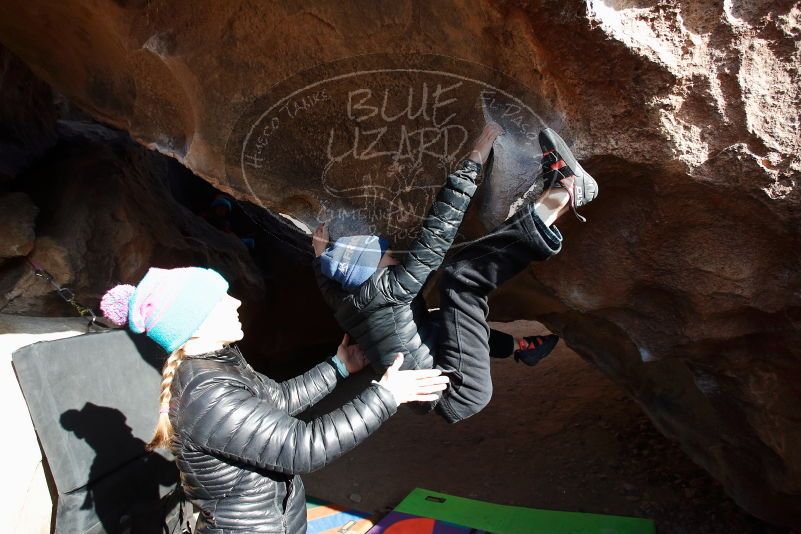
434;193;566;423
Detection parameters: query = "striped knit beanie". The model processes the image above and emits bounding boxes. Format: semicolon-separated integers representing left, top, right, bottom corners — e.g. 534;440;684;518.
319;235;389;292
100;267;230;353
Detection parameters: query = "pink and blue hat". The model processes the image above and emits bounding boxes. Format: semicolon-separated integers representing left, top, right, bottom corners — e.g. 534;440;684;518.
100;267;230;353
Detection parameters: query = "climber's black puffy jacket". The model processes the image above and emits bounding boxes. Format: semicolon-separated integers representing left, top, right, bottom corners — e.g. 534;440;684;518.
314;158;481;371
168;345;397;534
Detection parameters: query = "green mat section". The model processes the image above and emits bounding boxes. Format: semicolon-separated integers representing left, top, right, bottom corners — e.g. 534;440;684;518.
394;488;655;534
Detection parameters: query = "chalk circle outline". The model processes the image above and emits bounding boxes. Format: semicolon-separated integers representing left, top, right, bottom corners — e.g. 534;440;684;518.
225;53;551;244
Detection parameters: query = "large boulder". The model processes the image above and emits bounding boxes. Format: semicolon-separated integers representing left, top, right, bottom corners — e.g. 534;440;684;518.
0;0;799;525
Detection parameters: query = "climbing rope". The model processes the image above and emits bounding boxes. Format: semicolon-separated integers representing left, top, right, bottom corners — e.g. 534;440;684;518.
25;258;109;331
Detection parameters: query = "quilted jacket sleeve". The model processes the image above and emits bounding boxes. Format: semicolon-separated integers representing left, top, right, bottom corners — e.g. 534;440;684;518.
276;358;341;416
312;255;348;311
386;158;480;301
179;375;398;475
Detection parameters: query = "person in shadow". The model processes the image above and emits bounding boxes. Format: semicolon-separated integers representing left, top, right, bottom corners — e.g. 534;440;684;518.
60;402;178;533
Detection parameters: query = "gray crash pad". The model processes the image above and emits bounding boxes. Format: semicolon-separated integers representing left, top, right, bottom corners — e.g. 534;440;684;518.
13;328;189;533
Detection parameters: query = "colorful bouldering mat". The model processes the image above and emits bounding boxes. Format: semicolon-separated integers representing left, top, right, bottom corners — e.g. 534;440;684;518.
368;488;655;534
306;496;375;534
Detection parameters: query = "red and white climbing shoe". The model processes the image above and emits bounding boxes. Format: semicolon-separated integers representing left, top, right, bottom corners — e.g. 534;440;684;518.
514;334;560;366
538;128;599;222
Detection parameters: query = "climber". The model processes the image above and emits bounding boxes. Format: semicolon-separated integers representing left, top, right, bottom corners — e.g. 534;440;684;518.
200;193;256;251
200;194;235;234
312;124;598;423
98;267;448;533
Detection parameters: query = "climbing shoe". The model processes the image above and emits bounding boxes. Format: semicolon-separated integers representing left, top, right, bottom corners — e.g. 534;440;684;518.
538;128;599;222
514;334;560;366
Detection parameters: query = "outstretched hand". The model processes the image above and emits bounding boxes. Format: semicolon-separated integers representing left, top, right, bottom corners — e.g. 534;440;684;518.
377;354;450;405
335;334;369;374
312;223;330;257
468;121;503;165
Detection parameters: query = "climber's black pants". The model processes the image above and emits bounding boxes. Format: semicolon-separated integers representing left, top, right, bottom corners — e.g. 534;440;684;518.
435;202;563;423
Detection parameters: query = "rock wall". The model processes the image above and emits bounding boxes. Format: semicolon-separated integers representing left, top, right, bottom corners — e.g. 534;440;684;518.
0;0;799;525
0;120;265;318
0;47;57;182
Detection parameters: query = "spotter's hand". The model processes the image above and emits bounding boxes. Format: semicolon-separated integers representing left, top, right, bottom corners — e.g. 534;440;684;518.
377;354;450;405
336;334;369;374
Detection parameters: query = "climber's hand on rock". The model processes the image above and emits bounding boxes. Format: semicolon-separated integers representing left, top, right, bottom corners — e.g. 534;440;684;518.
313;223;330;257
469;121;503;165
377;354;449;404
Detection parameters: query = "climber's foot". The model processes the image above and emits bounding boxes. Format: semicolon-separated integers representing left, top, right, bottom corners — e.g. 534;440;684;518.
514;334;560;366
538;128;599;222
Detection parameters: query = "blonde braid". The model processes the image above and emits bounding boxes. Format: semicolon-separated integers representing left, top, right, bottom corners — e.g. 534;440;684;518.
146;347;186;450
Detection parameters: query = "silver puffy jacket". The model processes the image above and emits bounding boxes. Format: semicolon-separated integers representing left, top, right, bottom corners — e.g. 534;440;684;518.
167;345;397;533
